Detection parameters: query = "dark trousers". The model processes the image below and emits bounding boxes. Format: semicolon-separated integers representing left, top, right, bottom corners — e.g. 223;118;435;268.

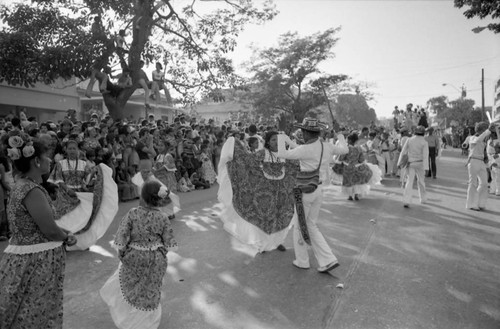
427;147;437;177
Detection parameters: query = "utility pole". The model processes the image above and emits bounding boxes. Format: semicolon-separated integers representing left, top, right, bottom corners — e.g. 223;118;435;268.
481;68;485;121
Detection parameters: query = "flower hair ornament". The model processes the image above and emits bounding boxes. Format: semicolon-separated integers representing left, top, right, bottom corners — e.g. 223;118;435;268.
6;131;33;161
157;185;170;199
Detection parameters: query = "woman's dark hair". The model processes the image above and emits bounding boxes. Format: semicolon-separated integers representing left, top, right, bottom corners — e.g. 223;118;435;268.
200;144;208;152
28;128;39;137
139;127;149;137
347;132;359;145
0;147;11;172
248;136;258;148
9;140;48;174
118;124;129;136
264;131;278;150
216;131;225;139
141;180;170;207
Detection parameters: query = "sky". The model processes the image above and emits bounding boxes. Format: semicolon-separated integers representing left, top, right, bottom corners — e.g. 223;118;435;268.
226;0;500;118
1;0;498;119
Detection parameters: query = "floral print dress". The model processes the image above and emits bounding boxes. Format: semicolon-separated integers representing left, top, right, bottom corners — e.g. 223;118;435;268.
49;158;90;191
100;206;178;329
153;153;178;193
199;152;216;184
0;179;65;329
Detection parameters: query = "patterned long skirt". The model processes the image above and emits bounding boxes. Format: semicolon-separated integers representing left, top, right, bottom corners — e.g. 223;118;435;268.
0;246;66;328
101;248;168;329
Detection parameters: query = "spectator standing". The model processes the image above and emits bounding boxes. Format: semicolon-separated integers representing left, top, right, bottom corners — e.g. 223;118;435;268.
398;125;429;208
425;127;440;179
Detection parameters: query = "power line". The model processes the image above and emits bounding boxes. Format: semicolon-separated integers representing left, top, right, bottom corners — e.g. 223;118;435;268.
375;55;500;82
380;88;481;99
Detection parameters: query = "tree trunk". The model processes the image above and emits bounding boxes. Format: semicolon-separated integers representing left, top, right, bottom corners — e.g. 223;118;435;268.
103;88;136;120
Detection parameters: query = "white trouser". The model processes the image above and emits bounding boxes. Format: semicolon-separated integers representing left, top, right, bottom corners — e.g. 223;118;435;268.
403;162;426;205
376;154;386;176
466;159;488;209
381;151;393;175
392;151;400;174
490;166;500;194
292;186;338;268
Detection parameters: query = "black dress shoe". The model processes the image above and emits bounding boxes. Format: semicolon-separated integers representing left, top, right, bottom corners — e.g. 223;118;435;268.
318;261;340;273
276;244;286;252
348;196;353;201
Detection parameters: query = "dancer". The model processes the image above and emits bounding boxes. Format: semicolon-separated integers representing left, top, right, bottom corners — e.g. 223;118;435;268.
276;118;348;273
100;180;178;329
217;131;300;253
332;132;382;201
465;122;498;211
0;134;77;328
397;126;428;208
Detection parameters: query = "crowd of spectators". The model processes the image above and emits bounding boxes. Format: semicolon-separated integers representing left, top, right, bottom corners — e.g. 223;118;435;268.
0;111;280;204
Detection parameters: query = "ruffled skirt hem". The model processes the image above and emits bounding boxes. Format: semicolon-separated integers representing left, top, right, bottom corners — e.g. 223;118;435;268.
100;268;161;329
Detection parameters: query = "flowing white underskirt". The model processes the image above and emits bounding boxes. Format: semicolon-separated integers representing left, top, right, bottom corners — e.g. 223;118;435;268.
100;266;161;329
63;164;119;250
55;192;93;233
217;137;291;253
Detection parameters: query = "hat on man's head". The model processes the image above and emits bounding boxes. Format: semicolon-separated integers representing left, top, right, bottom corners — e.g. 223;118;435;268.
294;117;326;132
414;125;426;135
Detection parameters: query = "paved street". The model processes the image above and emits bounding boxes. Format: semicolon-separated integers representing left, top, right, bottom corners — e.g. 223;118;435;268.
1;148;499;329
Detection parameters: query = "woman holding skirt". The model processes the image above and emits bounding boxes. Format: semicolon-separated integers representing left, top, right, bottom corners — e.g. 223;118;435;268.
100;180;178;329
332;132;382;200
0;133;76;328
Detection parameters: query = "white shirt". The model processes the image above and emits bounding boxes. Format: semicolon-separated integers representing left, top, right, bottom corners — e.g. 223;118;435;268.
399;135;429;170
152;70;164;82
468;130;491;161
277;134;348;185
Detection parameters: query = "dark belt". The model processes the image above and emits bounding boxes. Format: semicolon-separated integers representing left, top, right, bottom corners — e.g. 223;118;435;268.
381;150;390;152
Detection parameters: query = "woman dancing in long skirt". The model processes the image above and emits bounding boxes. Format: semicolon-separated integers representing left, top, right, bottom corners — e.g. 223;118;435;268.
100;180;178;329
218;131;299;253
0;133;77;328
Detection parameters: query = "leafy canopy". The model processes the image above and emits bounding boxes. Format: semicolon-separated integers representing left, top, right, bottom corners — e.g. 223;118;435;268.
0;0;277;117
245;28;348;122
454;0;500;33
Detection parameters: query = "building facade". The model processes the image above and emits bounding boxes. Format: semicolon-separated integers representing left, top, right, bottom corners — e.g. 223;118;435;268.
0;78;176;123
